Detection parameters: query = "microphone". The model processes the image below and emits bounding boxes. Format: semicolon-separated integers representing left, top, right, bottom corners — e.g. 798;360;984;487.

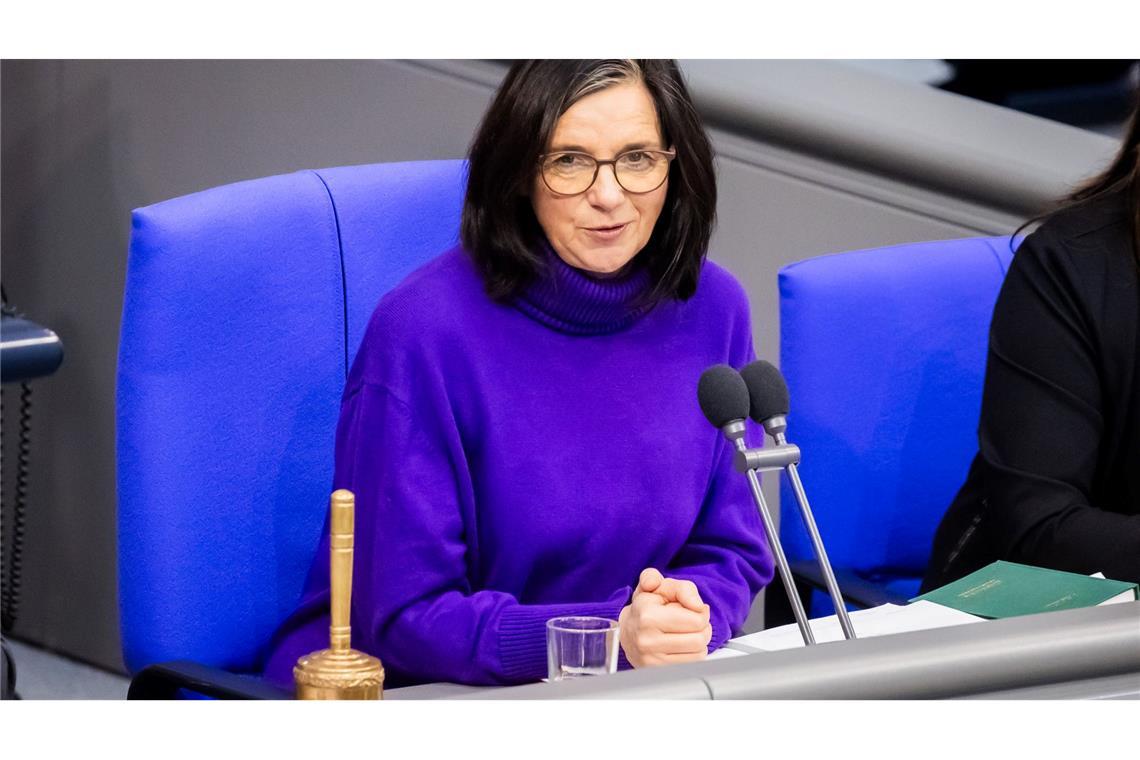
697;364;750;443
697;365;816;646
739;359;789;439
739;360;856;641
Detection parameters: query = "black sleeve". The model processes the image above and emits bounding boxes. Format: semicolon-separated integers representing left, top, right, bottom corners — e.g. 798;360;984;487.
976;227;1140;581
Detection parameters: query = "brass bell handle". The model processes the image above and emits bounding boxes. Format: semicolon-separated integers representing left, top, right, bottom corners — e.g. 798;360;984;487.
329;488;354;653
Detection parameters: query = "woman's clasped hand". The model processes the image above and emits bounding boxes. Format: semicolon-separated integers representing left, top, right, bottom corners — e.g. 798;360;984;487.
619;568;714;666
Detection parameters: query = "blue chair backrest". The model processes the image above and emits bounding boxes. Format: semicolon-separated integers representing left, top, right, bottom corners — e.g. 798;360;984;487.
777;236;1016;598
117;160;467;674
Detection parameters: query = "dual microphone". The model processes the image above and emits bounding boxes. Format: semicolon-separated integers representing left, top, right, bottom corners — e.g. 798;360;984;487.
698;360;855;645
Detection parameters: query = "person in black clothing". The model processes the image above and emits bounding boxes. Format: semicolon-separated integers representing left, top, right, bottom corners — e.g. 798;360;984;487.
922;98;1140;591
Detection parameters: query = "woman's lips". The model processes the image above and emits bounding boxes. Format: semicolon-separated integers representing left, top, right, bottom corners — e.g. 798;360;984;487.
583;223;629;242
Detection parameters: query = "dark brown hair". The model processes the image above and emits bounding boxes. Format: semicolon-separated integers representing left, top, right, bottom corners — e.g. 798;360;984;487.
461;60;717;303
1018;91;1140;268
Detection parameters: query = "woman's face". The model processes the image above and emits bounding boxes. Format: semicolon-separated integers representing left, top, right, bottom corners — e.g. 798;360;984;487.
531;81;669;277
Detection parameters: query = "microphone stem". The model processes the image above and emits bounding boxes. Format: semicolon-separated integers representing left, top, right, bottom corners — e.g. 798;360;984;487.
734;438;816;646
775;433;857;641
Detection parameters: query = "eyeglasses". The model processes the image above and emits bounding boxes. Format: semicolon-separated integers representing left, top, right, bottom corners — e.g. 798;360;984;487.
538;148;677;195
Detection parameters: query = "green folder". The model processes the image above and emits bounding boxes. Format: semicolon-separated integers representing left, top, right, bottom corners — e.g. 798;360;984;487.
910;560;1138;619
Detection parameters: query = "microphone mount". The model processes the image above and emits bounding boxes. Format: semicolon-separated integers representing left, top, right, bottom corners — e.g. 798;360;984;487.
733;442;800;473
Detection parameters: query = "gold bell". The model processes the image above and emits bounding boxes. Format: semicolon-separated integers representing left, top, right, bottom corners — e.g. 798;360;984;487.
294;489;385;699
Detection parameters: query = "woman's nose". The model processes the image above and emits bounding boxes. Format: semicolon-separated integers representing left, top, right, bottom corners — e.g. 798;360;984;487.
586;164;625;209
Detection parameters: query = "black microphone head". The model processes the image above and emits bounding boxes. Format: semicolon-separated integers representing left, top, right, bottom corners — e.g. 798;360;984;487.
739;360;790;423
697;364;751;428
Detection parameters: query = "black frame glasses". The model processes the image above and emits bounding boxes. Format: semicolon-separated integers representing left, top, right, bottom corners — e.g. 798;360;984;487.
538;148;677;195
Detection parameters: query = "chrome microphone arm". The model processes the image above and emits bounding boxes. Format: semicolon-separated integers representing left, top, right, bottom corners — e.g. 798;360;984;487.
737;413;856;641
722;421;816;646
777;430;856;640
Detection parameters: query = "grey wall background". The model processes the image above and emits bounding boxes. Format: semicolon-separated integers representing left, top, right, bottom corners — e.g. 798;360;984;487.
0;59;1117;674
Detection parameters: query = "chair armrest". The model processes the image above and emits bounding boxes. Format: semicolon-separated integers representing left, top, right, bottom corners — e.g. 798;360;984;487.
789;560;912;609
127;660;293;700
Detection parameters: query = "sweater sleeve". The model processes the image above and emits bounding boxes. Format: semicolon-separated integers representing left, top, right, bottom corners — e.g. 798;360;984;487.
320;380;631;686
975;227;1140;581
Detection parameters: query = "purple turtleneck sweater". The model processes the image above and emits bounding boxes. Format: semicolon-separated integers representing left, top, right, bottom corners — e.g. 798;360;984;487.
262;245;774;688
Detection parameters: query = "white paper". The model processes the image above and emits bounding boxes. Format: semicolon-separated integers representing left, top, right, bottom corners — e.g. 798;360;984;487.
721;600;984;653
707;645;749;660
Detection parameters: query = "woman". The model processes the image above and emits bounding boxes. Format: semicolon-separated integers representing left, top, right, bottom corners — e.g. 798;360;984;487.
923;96;1140;591
262;60;774;688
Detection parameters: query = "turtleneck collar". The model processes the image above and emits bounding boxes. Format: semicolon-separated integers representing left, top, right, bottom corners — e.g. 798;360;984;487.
512;244;655;335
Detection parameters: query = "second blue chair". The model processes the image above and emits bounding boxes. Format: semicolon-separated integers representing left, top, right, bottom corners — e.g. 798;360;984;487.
772;236;1016;620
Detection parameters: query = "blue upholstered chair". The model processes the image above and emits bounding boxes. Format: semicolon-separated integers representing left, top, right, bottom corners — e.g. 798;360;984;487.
769;237;1017;621
117;160;467;697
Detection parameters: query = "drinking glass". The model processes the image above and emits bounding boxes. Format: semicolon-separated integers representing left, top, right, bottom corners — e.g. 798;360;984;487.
546;616;620;681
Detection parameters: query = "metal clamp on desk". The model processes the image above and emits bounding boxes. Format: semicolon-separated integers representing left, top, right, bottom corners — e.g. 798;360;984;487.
1;314;63;384
733;443;800;473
